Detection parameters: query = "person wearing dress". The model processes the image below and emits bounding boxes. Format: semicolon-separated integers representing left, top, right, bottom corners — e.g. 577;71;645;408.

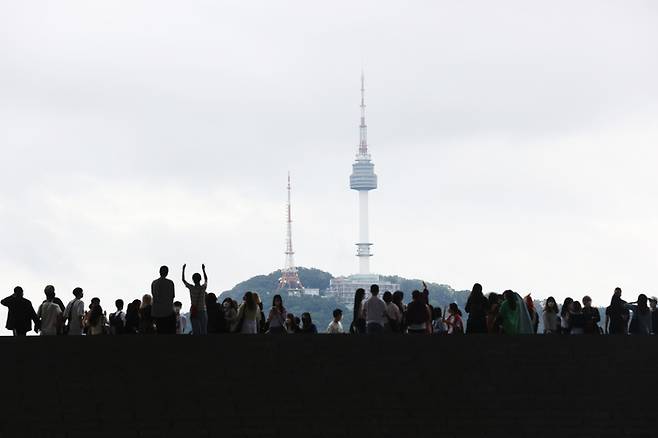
465;283;488;334
235;292;260;334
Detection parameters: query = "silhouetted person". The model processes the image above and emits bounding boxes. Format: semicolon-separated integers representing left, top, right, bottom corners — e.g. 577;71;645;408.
405;290;431;334
63;287;85;335
254;293;267;333
650;297;658;334
124;299;141;334
524;295;539;334
223;298;238;332
109;299;126;335
174;301;187;334
569;301;585;334
383;291;401;332
582;296;601;334
139;294;155;334
560;297;574;334
84;297;107;335
2;286;39;336
350;288;366;334
235;291;260;334
37;287;62;336
206;293;223;334
267;294;287;334
182;264;208;335
444;303;464;334
542;296;559;334
44;285;65;313
300;312;317;334
559;298;572;332
392;291;406;333
465;283;488;334
486;293;502;333
605;287;629;334
431;307;446;334
628;294;651;335
498;290;519;335
152;266;176;334
362;284;386;334
327;309;344;334
285;313;300;334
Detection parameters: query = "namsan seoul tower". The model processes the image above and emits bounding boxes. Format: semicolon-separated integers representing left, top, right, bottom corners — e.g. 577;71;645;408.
327;73;398;305
349;72;378;275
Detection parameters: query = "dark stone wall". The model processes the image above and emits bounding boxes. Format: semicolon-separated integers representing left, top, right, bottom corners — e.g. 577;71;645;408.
0;335;655;438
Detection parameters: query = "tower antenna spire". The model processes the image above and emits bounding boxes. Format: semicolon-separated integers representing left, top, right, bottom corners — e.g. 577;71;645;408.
278;171;303;291
359;71;368;156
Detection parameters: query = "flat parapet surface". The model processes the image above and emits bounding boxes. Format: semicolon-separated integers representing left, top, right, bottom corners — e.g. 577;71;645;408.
0;335;655;437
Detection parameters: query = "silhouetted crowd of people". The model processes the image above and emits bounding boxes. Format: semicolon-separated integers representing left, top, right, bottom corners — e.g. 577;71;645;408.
2;265;656;336
347;283;655;335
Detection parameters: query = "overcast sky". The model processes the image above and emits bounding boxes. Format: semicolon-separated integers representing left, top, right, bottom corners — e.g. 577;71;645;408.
1;1;658;332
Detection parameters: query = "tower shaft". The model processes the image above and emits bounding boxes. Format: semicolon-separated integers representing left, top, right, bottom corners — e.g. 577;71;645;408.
357;191;371;274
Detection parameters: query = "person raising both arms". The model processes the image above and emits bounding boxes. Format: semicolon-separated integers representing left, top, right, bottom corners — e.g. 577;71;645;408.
183;263;208;336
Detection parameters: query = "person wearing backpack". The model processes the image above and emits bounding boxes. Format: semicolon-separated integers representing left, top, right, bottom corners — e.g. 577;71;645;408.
109;299;126;335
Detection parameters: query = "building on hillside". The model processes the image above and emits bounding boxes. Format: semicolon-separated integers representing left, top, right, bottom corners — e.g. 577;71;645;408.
328;275;400;306
288;288;320;297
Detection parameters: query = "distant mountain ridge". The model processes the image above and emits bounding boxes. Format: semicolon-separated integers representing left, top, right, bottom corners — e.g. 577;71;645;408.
218;267;471;331
219;267;470;306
